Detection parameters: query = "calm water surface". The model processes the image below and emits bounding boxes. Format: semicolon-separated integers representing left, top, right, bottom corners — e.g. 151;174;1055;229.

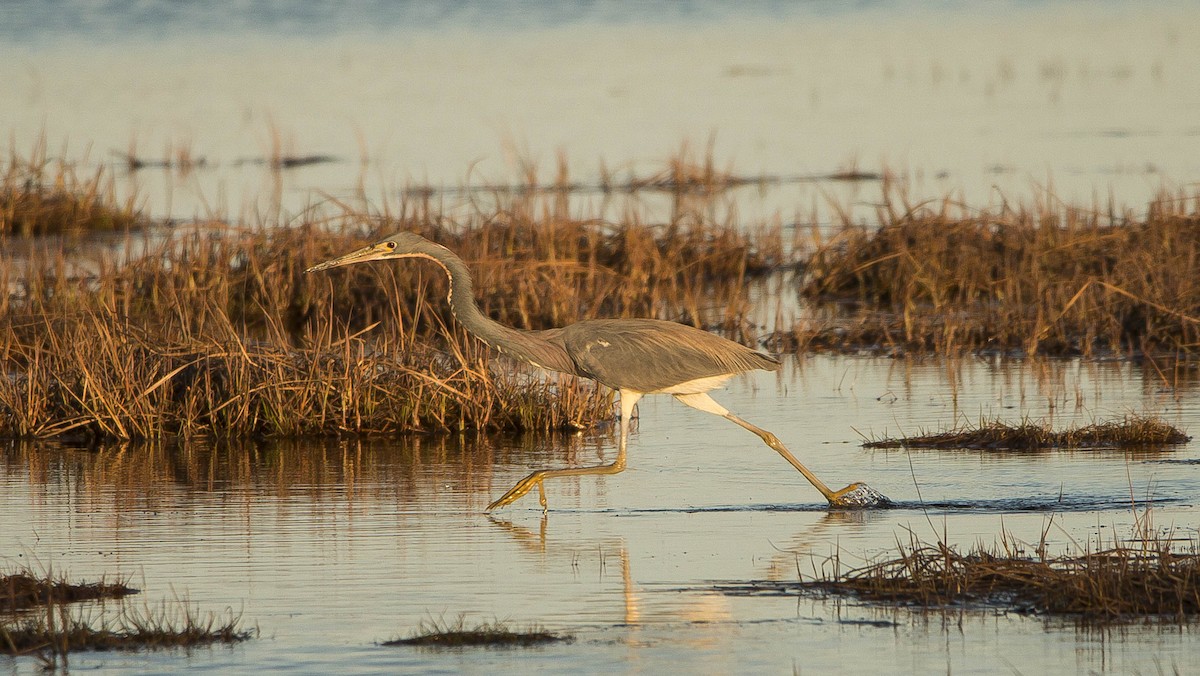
3;356;1199;674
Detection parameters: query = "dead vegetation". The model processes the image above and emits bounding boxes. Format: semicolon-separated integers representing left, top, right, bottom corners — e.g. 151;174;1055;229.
1;568;250;658
782;186;1200;358
0;224;618;441
863;415;1190;451
2;572;136;612
2;601;251;658
383;616;570;648
5;143;1200;444
2;142;143;236
0;146;781;442
811;540;1199;623
718;526;1200;625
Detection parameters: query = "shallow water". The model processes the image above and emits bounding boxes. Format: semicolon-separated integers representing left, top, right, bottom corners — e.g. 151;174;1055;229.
3;356;1198;674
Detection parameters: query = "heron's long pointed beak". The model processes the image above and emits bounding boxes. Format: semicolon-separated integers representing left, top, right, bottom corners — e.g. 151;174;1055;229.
305;242;392;273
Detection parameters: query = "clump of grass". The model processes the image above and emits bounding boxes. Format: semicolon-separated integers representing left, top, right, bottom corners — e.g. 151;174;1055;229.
808;537;1200;623
0;567;250;658
2;600;251;657
0;212;614;441
1;144;784;441
0;301;614;441
719;528;1200;624
863;415;1190;451
623;141;753;193
1;142;142;236
383;615;570;648
0;217;625;441
2;570;136;612
784;187;1200;357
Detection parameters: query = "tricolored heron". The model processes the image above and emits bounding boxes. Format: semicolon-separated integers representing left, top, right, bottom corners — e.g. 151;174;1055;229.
307;232;889;511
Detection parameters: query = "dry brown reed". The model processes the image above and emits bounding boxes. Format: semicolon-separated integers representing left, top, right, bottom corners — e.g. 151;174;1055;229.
718;526;1200;624
2;566;249;658
1;144;780;441
0;220;615;441
0;274;612;441
806;535;1200;624
784;187;1200;358
2;596;250;658
622;141;751;193
863;414;1190;451
2;141;143;236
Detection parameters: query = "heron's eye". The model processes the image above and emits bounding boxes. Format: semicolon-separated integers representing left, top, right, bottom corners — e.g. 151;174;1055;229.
385;241;396;250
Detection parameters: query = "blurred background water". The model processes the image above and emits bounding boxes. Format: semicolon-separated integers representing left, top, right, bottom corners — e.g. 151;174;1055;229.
2;0;1197;222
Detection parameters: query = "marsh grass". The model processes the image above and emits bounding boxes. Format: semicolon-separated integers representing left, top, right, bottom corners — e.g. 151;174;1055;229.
1;568;249;658
1;143;780;441
784;187;1200;358
621;142;750;193
2;571;136;612
719;525;1200;624
2;599;251;657
6;143;1200;443
117;136;209;174
0;218;617;440
383;615;570;648
0;294;613;441
808;533;1200;623
2;142;143;236
863;415;1190;451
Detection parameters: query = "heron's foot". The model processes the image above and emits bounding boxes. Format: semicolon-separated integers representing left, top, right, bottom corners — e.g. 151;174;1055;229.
486;471;548;512
827;482;892;509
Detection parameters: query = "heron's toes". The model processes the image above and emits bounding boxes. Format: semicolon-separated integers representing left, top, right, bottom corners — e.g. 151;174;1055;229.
828;482;892;509
486;472;544;511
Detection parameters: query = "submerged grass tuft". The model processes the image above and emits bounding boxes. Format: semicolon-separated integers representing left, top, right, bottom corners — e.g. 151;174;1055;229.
0;567;251;658
718;526;1200;624
383;615;570;648
1;571;136;612
863;415;1190;451
1;603;252;657
808;536;1200;623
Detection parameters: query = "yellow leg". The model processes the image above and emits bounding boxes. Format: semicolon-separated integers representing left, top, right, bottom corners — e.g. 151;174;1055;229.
487;390;642;512
673;393;890;508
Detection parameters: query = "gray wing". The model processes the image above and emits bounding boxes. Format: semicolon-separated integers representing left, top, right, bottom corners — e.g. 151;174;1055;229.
553;318;780;393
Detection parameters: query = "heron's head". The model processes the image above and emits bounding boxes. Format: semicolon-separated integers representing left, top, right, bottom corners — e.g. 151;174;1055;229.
305;232;439;273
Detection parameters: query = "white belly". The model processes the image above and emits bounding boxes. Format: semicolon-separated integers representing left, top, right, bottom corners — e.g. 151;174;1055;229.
651;373;734;395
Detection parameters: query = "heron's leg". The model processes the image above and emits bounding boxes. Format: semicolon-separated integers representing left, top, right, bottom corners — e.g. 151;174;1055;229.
673;392;885;507
486;390;643;512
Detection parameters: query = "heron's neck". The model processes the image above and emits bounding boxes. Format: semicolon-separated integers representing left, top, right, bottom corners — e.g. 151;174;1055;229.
422;246;553;364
